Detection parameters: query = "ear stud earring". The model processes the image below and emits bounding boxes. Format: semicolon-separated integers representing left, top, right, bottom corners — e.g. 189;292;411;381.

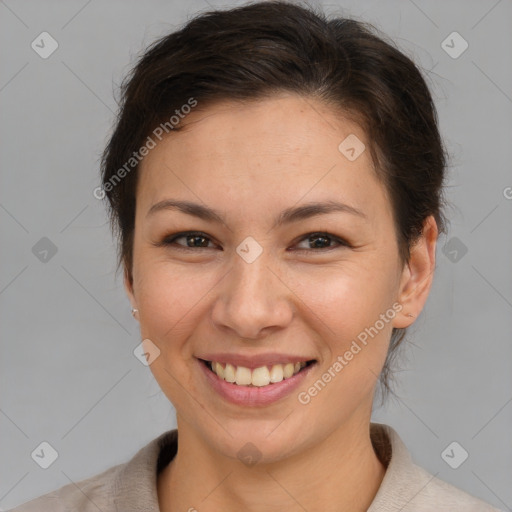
131;308;139;317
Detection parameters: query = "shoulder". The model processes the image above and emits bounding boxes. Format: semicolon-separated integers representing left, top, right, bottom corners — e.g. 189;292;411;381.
369;423;502;511
404;463;502;511
6;463;122;512
7;429;177;512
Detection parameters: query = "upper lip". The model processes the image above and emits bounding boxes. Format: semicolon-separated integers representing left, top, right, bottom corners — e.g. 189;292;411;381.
198;352;316;369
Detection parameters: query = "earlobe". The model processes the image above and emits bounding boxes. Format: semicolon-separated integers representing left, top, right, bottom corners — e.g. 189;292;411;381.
393;216;438;329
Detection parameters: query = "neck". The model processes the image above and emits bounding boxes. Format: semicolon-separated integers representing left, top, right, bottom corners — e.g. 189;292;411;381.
158;416;387;512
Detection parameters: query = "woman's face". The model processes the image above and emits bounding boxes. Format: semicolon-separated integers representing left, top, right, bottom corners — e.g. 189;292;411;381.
125;93;429;462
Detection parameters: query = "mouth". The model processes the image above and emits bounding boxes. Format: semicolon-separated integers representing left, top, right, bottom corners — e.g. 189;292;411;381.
199;356;317;406
199;358;316;387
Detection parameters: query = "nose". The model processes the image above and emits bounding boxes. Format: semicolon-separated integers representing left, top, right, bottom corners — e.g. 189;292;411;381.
210;248;293;341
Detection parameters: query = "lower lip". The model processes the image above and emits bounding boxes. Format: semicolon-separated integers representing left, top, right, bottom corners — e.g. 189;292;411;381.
198;359;316;407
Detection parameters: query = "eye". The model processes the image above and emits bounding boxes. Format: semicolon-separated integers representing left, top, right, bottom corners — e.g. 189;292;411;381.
156;230;350;252
158;231;218;250
292;232;351;252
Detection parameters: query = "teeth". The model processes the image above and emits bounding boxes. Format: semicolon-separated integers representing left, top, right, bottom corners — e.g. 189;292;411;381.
207;360;310;387
283;363;295;379
252;366;270;387
224;363;236;383
269;364;283;383
235;366;252;386
213;361;224;379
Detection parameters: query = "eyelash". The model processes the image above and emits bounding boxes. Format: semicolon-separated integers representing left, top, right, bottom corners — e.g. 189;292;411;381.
156;231;352;253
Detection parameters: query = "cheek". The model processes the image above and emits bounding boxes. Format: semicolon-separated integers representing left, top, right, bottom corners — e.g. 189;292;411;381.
295;266;396;418
133;265;211;409
292;260;399;340
134;263;213;351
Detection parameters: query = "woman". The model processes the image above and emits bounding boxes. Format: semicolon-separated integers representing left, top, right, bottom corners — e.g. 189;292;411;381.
10;1;501;510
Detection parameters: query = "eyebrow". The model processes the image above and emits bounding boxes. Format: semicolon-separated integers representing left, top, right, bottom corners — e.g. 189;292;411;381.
146;199;367;229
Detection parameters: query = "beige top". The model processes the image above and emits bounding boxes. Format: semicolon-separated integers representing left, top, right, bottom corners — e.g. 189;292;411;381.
8;423;501;511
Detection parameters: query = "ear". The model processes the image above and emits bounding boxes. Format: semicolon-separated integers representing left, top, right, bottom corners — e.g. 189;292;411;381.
124;266;137;310
393;215;438;328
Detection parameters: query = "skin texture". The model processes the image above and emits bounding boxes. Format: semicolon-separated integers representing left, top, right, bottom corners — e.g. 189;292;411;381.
124;93;438;511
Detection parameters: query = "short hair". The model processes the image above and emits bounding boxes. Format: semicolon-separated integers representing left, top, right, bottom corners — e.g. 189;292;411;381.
100;0;448;399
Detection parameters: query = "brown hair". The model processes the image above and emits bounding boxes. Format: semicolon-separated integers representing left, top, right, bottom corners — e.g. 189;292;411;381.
100;0;448;398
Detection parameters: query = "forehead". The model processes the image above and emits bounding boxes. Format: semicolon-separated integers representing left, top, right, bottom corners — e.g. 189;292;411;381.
137;94;389;224
145;94;366;164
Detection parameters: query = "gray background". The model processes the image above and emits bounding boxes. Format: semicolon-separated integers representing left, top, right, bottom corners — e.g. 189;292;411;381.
1;0;511;509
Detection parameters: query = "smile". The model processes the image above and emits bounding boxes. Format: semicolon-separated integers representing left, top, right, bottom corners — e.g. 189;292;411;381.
202;360;315;387
198;357;317;406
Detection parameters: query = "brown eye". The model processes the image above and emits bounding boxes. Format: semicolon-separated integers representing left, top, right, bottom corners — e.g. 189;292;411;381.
155;230;350;253
293;232;350;252
159;231;218;250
